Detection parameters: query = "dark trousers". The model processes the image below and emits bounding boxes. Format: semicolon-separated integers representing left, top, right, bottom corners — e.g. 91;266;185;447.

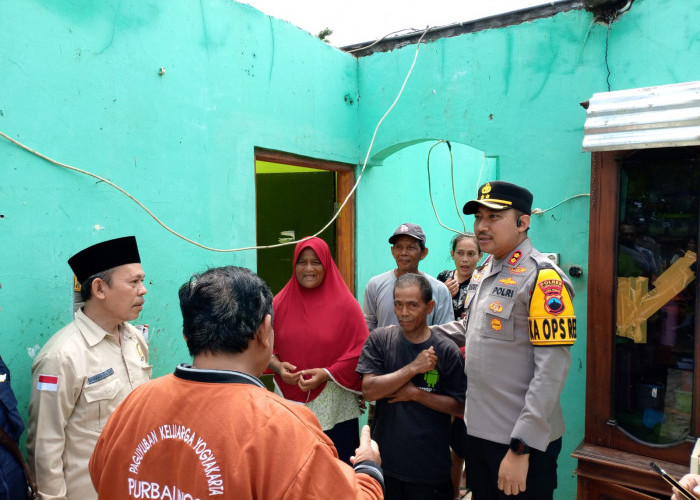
450;417;468;458
465;435;562;500
0;450;27;500
325;417;360;465
385;475;453;500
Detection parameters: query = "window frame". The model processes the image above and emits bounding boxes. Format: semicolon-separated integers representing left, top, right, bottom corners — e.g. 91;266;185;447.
584;149;700;463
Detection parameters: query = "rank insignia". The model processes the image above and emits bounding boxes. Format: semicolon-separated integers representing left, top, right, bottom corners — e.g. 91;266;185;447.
489;302;503;313
480;183;492;197
499;277;517;286
508;251;522;265
472;273;482;281
509;266;526;274
491;318;502;331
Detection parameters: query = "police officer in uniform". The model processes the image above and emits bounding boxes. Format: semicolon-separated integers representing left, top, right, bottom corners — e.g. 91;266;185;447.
432;181;576;499
27;236;151;500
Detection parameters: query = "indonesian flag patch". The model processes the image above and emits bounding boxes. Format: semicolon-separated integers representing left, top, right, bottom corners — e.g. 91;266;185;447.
37;374;59;392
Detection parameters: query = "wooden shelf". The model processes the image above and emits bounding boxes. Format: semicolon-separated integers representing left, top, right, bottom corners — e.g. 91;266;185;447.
573;441;688;497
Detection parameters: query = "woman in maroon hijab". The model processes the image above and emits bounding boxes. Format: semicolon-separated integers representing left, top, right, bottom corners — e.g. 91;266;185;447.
269;237;369;463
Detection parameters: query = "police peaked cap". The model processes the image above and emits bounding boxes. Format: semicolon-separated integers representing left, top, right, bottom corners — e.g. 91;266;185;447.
68;236;141;282
462;181;533;215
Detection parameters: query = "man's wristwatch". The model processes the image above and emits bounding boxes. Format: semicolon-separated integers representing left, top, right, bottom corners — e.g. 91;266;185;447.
509;438;531;455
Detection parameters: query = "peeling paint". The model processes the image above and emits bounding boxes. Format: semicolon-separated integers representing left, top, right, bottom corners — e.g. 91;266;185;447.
27;345;42;359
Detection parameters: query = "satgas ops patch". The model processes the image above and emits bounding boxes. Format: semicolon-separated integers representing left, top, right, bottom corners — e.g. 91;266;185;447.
528;267;576;346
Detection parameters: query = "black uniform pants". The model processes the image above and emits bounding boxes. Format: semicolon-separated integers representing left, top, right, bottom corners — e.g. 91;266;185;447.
465;435;561;500
324;417;359;465
384;475;453;500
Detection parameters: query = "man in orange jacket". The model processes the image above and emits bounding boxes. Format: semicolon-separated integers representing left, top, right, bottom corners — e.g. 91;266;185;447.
90;266;384;500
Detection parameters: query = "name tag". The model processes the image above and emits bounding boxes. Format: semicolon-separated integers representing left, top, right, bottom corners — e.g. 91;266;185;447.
491;286;514;298
88;368;115;385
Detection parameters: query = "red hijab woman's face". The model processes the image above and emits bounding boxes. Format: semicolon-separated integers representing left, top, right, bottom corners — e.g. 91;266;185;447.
295;247;325;289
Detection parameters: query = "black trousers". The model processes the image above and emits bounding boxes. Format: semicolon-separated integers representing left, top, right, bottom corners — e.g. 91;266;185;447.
324;417;360;465
384;475;453;500
465;435;562;500
450;417;468;458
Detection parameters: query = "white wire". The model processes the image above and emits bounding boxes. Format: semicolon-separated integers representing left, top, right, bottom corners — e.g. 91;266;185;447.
345;28;423;54
425;140;466;235
531;193;591;215
308;26;431;241
448;144;467;233
475;152;486;195
0;27;432;253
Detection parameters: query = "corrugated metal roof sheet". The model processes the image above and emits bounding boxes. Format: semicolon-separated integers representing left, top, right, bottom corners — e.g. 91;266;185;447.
582;81;700;151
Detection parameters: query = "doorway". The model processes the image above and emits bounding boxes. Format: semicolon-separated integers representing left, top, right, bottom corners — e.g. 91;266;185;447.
254;148;356;295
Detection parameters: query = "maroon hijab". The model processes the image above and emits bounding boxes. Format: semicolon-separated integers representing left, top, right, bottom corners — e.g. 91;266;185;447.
272;237;368;403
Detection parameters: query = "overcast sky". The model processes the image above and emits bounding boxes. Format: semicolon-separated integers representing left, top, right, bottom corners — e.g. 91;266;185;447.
240;0;568;47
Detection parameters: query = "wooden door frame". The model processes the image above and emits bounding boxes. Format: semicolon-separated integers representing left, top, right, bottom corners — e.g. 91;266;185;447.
254;148;357;294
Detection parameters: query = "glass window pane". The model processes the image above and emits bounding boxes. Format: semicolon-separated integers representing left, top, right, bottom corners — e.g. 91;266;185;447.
614;148;699;445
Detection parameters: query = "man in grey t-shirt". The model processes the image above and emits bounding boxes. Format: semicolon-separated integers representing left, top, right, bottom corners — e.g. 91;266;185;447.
363;223;453;332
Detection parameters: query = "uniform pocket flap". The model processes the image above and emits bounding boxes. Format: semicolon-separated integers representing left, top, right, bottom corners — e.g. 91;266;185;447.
83;376;121;403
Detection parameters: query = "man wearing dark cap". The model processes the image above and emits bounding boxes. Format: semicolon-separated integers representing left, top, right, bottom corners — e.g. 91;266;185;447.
363;223;453;331
27;236;151;500
432;181;576;499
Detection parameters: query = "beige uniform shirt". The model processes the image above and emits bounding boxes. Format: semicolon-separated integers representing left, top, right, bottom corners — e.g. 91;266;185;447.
27;308;151;500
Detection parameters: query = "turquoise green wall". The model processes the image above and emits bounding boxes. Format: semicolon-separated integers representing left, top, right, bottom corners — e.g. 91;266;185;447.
0;0;358;446
356;0;699;496
356;141;496;281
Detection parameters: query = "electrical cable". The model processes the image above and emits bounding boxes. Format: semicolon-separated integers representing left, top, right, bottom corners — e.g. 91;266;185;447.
617;0;633;15
531;193;590;215
425;140;466;235
604;22;611;91
346;27;425;54
304;26;431;243
475;151;486;198
446;141;467;233
422;135;586;232
0;26;432;253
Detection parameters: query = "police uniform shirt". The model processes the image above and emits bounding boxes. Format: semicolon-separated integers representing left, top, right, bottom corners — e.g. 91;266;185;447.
27;308;152;500
432;238;575;453
464;237;575;452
